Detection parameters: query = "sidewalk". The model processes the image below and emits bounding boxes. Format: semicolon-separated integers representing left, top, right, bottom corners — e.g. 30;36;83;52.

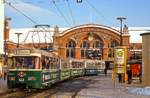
0;78;9;94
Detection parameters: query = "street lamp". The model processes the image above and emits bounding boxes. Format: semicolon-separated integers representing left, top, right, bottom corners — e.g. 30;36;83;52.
117;17;126;46
15;33;22;48
76;0;82;3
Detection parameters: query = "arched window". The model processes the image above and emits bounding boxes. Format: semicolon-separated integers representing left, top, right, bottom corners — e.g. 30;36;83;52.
80;41;89;59
80;33;104;60
92;40;104;49
110;40;119;48
92;41;104;59
66;40;76;58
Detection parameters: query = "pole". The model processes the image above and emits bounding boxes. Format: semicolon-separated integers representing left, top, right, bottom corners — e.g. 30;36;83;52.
76;0;82;3
117;17;126;46
15;33;22;48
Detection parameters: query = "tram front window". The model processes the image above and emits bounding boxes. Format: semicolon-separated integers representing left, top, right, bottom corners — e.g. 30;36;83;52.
9;56;40;69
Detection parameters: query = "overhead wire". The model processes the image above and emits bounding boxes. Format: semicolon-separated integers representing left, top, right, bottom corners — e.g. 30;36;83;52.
66;0;76;26
5;1;51;49
5;0;38;25
51;0;71;26
85;0;112;25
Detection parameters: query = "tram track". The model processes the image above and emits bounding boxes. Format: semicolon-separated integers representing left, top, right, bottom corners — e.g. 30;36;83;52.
26;76;94;98
1;76;106;98
0;88;45;98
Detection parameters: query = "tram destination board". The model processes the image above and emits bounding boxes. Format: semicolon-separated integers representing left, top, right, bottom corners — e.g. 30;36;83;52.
14;49;31;55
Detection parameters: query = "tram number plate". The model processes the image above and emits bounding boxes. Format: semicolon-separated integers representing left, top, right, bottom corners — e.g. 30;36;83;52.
19;78;24;82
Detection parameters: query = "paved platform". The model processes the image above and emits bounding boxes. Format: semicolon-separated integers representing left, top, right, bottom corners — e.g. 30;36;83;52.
0;78;8;94
24;74;148;98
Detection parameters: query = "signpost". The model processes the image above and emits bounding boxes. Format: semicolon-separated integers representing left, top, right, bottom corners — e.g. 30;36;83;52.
113;46;127;88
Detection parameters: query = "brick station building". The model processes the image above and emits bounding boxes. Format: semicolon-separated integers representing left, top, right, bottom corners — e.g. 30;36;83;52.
4;19;147;61
52;24;130;61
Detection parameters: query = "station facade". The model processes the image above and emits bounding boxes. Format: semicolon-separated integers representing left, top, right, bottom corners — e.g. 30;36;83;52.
53;24;130;61
4;18;145;62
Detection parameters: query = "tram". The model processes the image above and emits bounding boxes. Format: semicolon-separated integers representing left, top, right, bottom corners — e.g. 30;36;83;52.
85;60;105;75
7;48;60;89
7;48;106;89
71;59;85;77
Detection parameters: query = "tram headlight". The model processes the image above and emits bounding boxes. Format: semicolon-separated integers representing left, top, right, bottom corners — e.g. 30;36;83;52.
8;77;15;81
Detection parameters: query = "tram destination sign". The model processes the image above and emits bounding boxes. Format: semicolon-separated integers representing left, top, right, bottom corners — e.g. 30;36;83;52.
14;49;31;55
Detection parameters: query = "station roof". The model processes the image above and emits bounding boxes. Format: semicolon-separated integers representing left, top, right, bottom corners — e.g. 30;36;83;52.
9;26;150;44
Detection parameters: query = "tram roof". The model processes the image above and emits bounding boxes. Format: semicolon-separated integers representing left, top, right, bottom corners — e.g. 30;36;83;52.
9;48;58;57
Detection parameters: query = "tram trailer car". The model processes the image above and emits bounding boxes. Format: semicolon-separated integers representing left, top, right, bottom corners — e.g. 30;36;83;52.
70;60;85;77
84;60;105;75
7;48;60;89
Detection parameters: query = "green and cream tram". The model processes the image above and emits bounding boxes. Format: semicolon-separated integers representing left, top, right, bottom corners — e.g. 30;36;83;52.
71;59;85;77
7;48;106;89
7;48;60;89
84;60;105;75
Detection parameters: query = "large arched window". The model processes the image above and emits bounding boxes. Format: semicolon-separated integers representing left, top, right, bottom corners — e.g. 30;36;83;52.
66;40;76;58
92;40;104;49
92;40;104;59
80;33;104;60
80;41;89;59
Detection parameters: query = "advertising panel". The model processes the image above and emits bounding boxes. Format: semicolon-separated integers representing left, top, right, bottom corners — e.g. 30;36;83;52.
116;48;125;65
114;47;126;74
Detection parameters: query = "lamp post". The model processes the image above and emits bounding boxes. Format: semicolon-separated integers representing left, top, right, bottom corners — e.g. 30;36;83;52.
76;0;82;3
15;33;22;48
117;17;126;46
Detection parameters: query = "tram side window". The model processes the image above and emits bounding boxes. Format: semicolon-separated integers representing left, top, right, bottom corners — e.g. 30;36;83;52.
12;56;40;69
7;58;13;68
50;58;58;69
42;57;53;69
33;57;40;69
13;57;22;68
44;57;50;69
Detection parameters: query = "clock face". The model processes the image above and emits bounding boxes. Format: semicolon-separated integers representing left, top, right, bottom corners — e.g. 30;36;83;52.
88;32;93;41
88;36;93;41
